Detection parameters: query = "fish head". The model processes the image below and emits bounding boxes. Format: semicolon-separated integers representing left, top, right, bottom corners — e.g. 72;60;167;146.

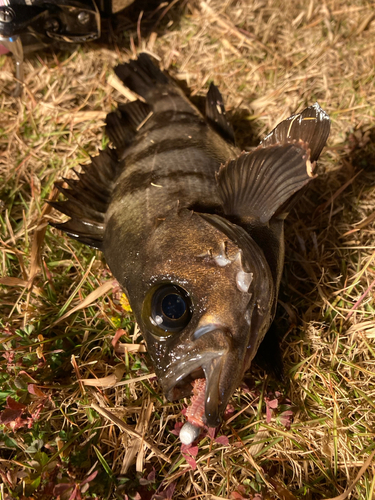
134;209;274;427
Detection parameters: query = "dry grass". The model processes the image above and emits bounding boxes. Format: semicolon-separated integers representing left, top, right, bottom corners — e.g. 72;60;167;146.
1;0;375;499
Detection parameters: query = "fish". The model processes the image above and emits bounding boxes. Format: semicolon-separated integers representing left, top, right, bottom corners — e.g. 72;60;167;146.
50;53;330;436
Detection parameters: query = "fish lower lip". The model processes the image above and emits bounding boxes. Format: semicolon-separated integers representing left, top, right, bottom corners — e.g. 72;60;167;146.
203;356;224;427
164;327;236;426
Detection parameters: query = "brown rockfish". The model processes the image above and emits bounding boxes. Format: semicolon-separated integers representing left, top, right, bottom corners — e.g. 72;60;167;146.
50;54;330;435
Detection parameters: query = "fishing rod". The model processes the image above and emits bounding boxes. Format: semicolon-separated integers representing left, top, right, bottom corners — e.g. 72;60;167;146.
0;0;134;95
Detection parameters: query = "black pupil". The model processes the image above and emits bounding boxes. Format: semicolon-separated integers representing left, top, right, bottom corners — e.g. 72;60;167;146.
148;284;192;335
162;294;186;320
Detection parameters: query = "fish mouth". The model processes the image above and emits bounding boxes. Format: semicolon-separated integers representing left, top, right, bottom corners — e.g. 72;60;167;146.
163;325;241;428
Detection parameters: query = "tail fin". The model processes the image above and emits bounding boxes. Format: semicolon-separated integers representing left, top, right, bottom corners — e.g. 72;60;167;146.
114;53;170;101
106;54;173;153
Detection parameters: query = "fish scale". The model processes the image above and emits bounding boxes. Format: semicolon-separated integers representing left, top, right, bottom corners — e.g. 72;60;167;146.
105;119;238;253
111;123;236;200
104;106;238;235
51;53;330;431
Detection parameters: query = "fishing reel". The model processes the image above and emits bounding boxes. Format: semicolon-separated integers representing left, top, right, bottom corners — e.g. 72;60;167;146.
0;0;134;95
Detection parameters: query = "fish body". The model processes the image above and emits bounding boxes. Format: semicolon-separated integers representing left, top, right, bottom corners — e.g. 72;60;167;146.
51;54;330;427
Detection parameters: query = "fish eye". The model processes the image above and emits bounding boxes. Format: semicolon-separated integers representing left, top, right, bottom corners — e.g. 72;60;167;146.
143;284;192;336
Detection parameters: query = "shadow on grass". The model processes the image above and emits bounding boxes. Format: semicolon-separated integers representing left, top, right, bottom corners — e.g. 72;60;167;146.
252;124;375;383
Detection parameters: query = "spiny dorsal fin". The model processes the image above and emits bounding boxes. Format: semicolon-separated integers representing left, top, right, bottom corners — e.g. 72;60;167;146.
216;142;314;224
49;218;104;249
205;83;235;144
49;148;120;249
106;100;151;153
260;102;330;162
118;101;152;129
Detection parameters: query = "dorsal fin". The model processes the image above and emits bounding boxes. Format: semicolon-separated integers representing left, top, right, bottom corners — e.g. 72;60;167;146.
260;102;330;161
216;142;314;224
205;83;235;144
49;148;120;249
118;101;152;129
106;100;152;153
50;54;165;248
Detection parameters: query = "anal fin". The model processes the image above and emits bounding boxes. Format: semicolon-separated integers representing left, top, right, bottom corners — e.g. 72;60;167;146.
205;83;235;144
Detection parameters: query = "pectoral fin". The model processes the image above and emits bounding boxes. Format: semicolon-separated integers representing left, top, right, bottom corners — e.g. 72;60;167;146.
216;142;314;223
261;102;330;162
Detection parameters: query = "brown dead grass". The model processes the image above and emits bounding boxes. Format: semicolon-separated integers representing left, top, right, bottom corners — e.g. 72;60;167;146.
1;0;375;499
